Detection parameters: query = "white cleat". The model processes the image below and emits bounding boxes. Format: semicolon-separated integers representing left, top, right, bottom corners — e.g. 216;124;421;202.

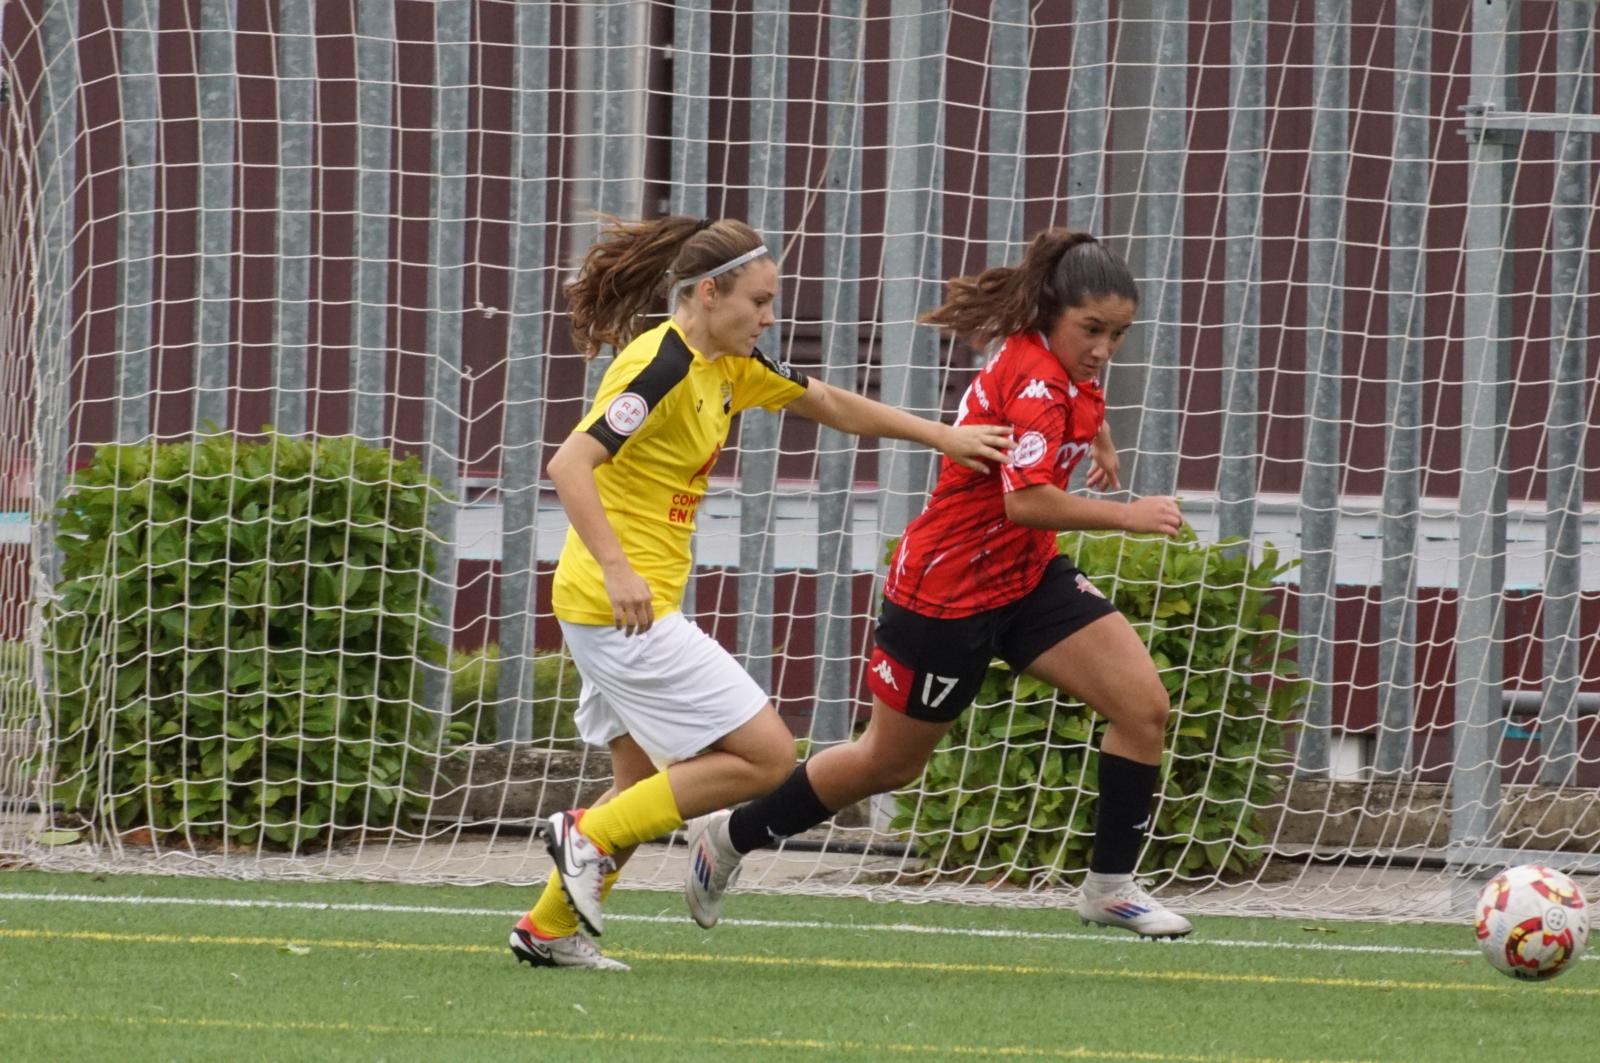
684;809;744;929
535;810;615;937
509;922;630;972
1077;876;1193;939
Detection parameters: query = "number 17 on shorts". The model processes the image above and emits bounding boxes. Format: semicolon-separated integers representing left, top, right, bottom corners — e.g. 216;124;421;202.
865;647;979;723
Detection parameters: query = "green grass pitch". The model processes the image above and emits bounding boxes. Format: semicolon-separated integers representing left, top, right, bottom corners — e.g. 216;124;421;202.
0;869;1594;1062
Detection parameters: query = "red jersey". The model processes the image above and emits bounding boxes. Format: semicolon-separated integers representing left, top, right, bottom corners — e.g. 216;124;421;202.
884;331;1105;618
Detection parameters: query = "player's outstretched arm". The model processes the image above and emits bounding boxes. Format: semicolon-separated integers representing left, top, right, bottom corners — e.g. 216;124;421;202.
785;378;1012;473
1004;482;1181;536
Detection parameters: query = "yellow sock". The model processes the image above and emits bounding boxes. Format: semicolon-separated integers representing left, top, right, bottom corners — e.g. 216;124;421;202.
577;771;684;854
525;867;621;939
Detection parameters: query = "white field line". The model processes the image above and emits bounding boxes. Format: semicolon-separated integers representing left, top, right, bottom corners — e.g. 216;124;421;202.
1;888;1577;963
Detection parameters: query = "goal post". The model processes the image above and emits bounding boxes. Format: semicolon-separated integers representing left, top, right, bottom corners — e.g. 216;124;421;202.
2;1;1598;921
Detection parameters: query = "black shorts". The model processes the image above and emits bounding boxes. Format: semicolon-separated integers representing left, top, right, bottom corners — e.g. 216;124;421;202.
867;556;1118;723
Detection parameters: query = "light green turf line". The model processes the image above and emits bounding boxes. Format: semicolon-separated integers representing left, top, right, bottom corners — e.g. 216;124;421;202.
3;926;1588;997
0;889;1536;962
0;1008;1376;1063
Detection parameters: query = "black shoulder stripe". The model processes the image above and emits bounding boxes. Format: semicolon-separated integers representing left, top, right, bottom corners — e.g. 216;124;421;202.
585;328;695;454
751;346;810;389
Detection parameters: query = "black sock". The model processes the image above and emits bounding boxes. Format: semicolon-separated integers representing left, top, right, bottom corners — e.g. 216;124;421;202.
726;764;833;854
1090;751;1159;875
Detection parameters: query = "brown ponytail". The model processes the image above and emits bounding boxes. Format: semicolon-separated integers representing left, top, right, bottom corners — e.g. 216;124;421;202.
566;215;767;356
921;229;1138;349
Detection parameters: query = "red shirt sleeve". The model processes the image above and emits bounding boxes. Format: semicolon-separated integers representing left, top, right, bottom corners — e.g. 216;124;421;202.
996;371;1070;493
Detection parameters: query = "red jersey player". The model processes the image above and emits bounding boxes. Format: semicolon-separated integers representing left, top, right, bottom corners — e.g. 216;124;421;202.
688;230;1194;939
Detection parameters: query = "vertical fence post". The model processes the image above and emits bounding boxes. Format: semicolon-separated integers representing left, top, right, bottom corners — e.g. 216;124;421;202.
670;0;711;623
877;0;945;545
1373;4;1429;777
273;0;315;439
420;0;470;730
117;0;157;443
495;1;552;746
351;0;395;445
1296;1;1349;777
1130;5;1186;500
34;0;80;592
812;1;864;750
986;0;1026;263
1451;0;1516;876
194;0;236;433
735;0;787;691
1540;3;1590;785
1065;1;1108;238
1217;3;1264;546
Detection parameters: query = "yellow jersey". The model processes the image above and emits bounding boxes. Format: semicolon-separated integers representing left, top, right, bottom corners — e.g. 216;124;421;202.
552;320;809;624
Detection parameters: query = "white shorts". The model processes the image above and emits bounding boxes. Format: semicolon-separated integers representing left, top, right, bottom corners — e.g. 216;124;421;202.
557;612;771;763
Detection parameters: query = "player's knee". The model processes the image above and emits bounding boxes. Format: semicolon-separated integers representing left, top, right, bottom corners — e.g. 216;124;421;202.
1130;687;1171;746
744;733;796;793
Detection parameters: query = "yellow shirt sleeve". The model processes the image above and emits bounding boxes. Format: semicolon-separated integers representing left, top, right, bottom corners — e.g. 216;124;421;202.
729;348;808;414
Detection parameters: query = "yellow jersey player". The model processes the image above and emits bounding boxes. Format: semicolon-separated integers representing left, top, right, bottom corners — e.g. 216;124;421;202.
508;215;1012;970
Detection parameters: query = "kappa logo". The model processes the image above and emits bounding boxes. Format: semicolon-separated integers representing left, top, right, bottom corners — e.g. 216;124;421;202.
1018;378;1054;401
872;658;900;691
605;392;649;435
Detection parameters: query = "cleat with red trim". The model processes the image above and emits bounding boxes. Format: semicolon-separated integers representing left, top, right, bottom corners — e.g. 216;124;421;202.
535;809;615;936
509;916;629;972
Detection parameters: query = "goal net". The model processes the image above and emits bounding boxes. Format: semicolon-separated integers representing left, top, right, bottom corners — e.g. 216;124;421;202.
3;1;1598;922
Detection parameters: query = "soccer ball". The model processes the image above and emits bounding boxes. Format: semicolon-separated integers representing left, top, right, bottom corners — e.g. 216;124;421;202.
1474;864;1590;981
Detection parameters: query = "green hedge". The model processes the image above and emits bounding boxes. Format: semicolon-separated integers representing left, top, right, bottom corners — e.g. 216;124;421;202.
42;433;445;850
448;645;582;745
893;525;1307;886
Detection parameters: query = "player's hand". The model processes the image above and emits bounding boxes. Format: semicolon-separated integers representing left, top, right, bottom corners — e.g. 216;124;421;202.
1086;432;1120;491
1122;495;1182;537
602;561;655;635
941;423;1013;474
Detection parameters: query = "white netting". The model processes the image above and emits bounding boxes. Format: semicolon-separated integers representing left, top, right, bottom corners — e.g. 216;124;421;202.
2;2;1598;921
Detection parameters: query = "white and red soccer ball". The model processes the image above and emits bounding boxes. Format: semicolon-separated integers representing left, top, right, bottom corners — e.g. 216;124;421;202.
1474;864;1590;981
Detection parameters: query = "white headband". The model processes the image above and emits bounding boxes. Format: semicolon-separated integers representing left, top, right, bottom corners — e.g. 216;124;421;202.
672;245;771;302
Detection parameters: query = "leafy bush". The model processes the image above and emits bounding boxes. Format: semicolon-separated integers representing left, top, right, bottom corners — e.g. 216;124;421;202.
893;525;1307;886
41;433;445;849
448;645;582;745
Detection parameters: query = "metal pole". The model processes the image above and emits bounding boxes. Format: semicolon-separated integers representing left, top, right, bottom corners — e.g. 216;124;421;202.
117;0;158;442
1540;2;1591;785
670;0;712;623
1451;0;1516;873
812;0;865;750
736;0;787;691
1374;2;1429;776
35;0;80;591
194;0;236;433
1065;0;1108;237
351;0;395;445
877;0;945;545
496;0;552;746
1217;2;1264;546
986;0;1026;265
1131;4;1186;499
420;0;470;732
1295;2;1348;777
273;0;315;439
